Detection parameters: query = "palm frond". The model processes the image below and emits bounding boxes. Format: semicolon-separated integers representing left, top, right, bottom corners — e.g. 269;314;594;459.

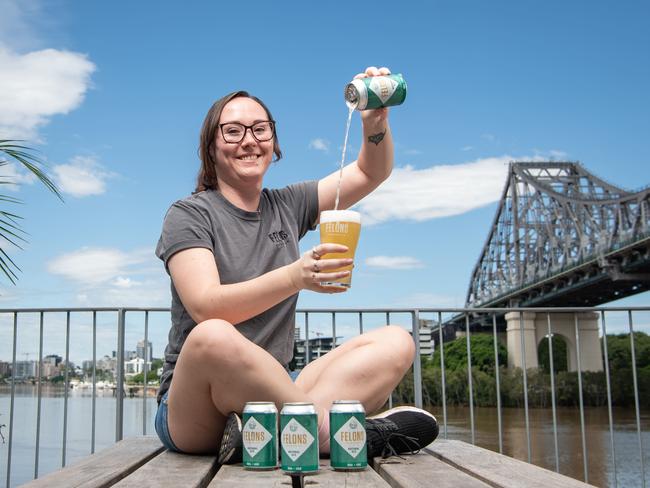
0;140;64;201
0;248;21;285
0;140;64;284
0;195;23;204
0;222;26;247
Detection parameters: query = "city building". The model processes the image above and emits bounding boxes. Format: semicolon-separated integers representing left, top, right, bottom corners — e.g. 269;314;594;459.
291;322;434;370
407;319;434;358
137;340;153;360
112;350;139;360
97;355;117;375
40;355;63;378
41;363;59;378
292;333;338;370
418;320;434;357
125;357;152;377
14;360;36;379
0;361;11;377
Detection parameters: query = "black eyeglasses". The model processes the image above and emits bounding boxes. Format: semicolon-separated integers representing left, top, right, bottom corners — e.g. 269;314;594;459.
219;121;276;143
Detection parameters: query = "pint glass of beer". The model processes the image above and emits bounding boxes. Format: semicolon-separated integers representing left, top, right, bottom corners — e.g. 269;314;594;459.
319;210;361;288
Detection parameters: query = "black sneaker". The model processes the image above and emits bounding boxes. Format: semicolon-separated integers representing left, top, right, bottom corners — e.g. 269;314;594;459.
365;406;439;459
217;412;242;465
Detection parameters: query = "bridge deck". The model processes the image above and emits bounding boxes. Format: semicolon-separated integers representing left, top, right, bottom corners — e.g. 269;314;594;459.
18;436;597;488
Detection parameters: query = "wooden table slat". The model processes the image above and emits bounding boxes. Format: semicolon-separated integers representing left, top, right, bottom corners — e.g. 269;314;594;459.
112;450;219;488
209;461;391;487
19;436;605;488
426;439;598;488
19;436;165;488
373;452;493;488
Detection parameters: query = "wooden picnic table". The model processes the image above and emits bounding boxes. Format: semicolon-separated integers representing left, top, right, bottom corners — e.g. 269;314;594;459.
19;436;598;488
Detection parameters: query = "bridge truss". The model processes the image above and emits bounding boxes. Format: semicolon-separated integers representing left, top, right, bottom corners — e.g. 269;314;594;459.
466;162;650;308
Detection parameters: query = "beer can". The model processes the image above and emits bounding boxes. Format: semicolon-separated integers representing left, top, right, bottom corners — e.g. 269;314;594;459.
242;402;278;470
344;74;407;111
329;400;367;470
280;402;319;473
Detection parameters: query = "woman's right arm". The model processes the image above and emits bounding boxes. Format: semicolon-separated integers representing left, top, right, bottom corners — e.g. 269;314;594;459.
168;245;351;325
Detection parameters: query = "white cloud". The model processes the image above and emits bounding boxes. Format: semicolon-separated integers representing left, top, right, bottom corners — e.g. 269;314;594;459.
1;154;116;197
461;146;473;152
365;256;424;269
47;248;131;285
309;138;329;152
0;286;20;303
0;45;95;139
355;156;512;225
47;247;154;285
46;246;170;307
113;277;141;288
100;282;169;307
0;160;38;190
52;156;115;197
404;149;422;156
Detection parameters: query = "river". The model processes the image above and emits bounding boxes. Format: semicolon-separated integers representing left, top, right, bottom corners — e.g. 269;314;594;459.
436;404;649;487
1;385;648;487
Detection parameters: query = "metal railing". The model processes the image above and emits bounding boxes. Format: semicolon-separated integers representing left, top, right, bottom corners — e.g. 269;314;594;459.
1;306;648;487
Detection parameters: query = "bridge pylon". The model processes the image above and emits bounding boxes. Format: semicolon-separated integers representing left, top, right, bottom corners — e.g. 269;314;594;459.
504;311;602;372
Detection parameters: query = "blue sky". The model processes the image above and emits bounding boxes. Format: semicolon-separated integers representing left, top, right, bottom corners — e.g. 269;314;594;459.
0;0;649;362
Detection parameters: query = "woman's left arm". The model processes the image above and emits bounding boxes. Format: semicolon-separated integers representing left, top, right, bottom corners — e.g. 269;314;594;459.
318;66;394;214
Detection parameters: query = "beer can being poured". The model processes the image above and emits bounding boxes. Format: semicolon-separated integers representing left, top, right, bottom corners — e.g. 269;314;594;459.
345;74;407;111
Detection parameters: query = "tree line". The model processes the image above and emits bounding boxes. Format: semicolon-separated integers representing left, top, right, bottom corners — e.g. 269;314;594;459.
392;332;650;408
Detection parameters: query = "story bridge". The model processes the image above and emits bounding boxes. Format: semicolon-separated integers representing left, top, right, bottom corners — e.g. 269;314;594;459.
442;161;650;370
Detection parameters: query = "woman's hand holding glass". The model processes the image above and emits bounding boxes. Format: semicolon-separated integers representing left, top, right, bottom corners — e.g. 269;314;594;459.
288;244;353;293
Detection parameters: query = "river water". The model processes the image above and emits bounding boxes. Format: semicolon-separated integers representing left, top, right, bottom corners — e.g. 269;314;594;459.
1;385;648;487
436;405;649;487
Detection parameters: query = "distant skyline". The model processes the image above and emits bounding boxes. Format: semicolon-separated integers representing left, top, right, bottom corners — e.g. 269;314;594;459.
0;0;649;362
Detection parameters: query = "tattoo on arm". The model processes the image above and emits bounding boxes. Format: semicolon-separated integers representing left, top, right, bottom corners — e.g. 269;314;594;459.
368;129;386;146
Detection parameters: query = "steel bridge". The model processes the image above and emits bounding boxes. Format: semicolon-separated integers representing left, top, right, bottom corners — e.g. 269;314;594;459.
467;161;650;309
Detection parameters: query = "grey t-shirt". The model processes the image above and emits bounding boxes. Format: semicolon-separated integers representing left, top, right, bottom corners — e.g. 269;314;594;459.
155;181;319;403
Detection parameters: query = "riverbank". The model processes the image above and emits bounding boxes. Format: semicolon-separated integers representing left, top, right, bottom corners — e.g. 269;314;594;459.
0;382;159;398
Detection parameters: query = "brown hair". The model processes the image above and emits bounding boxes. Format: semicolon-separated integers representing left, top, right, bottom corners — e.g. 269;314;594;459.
196;91;282;192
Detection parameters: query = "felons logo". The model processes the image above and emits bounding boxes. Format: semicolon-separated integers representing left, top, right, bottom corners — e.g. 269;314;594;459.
268;230;289;248
290;423;298;432
249;420;257;429
350;419;358;430
369;77;398;104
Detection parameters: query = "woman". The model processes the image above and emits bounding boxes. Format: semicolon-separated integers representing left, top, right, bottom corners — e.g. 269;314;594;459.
154;67;438;462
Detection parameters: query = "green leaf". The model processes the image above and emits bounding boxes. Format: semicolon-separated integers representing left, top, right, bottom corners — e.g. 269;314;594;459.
0;140;64;284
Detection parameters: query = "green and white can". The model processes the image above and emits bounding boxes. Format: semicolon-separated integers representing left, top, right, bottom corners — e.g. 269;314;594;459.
344;74;407;111
329;400;367;470
242;402;278;470
280;402;319;473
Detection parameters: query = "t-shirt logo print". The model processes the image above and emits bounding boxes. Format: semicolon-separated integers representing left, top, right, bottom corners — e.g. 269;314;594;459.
268;230;289;248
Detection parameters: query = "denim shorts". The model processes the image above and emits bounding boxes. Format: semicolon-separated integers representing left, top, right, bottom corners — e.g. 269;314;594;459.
155;369;299;452
155;390;181;452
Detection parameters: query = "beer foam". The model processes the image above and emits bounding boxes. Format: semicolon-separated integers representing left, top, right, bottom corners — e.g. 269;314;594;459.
320;210;361;224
